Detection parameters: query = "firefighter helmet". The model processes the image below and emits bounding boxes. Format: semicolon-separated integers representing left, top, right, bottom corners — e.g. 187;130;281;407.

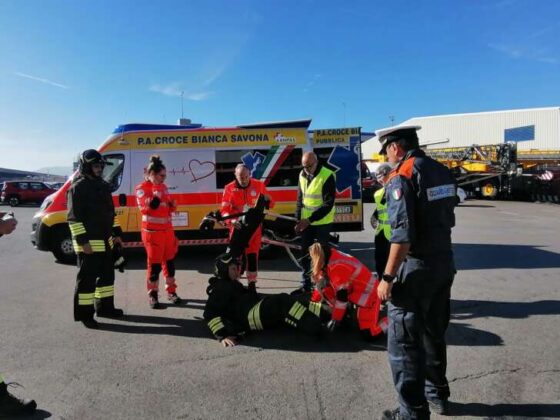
79;149;111;176
214;253;236;279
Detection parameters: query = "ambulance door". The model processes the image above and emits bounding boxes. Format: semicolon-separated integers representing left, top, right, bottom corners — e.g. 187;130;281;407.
100;151;132;232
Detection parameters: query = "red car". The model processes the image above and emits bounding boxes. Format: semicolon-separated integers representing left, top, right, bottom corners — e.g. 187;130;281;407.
1;181;56;207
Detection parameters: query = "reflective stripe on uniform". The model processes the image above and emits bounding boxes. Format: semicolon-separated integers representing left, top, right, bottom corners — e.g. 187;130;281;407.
308;301;322;316
284;318;297;327
113;216;121;228
142;215;171;224
329;258;362;287
68;221;86;236
288;301;306;321
248;300;264;331
357;275;376;307
78;292;95;306
72;239;107;253
208;317;225;334
95;285;114;299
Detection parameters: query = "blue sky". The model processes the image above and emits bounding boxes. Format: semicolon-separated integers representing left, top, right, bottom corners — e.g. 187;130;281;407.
1;0;559;171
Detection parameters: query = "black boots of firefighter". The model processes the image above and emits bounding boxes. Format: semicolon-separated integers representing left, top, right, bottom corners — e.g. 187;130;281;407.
0;381;37;417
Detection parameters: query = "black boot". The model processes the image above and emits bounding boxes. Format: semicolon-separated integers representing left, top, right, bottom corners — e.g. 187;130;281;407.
0;382;37;417
96;307;124;318
81;318;99;329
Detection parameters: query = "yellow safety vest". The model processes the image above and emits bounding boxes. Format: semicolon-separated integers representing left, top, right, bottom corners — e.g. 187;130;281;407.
300;166;335;226
374;187;391;240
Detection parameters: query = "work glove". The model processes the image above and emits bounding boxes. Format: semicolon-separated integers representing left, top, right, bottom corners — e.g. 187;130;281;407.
149;196;161;209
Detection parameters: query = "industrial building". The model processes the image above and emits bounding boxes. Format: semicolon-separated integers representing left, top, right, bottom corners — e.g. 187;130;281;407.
362;107;560;164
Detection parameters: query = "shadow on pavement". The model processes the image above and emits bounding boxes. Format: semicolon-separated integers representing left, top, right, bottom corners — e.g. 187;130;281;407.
21;409;52;419
452;299;560;320
97;314;210;338
446;321;503;346
449;401;560;417
239;328;387;353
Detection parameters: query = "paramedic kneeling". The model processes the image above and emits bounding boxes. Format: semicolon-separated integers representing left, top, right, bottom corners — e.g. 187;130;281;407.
376;125;457;420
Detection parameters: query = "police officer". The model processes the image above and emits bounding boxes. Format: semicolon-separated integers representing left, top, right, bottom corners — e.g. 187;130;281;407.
375;126;456;419
373;163;393;279
293;151;336;293
68;149;124;328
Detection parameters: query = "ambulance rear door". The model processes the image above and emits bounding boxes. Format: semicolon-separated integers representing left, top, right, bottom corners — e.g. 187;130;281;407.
311;127;363;232
100;150;132;232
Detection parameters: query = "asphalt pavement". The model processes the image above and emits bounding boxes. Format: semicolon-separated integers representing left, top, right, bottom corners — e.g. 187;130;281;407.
1;201;559;419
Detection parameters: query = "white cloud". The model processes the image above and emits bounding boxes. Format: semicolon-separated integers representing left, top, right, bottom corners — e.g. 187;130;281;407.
149;83;213;101
149;82;183;97
488;43;557;64
14;72;69;89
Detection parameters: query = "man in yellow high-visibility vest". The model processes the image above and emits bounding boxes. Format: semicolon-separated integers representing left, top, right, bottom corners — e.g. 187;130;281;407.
373;163;393;279
293;151;336;294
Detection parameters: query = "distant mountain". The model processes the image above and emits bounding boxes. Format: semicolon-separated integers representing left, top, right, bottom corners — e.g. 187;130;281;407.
36;166;74;177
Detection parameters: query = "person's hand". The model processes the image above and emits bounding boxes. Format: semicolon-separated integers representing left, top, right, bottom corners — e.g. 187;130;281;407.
113;236;123;246
377;280;393;301
221;336;238;347
232;221;242;230
82;243;94;255
0;217;17;235
294;219;310;233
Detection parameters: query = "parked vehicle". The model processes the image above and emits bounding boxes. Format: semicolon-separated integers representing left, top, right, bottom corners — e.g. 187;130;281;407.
1;181;56;207
31;121;365;263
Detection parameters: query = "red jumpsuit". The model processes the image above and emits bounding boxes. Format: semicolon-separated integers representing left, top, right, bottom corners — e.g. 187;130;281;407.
136;180;179;295
311;248;387;336
221;178;274;284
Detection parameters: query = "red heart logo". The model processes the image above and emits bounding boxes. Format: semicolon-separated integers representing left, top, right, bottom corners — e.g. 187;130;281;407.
188;159;215;182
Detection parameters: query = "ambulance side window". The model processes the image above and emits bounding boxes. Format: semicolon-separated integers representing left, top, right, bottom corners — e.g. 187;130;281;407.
215;150;244;188
266;148;302;187
215;148;303;188
101;154;125;193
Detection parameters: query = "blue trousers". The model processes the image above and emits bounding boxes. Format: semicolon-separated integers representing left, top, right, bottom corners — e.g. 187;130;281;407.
387;257;454;419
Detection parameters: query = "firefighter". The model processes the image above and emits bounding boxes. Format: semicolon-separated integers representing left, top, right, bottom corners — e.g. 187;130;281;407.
373;163;393;278
136;155;182;309
376;125;457;419
220;164;274;292
308;242;387;338
203;253;322;347
67;149;124;329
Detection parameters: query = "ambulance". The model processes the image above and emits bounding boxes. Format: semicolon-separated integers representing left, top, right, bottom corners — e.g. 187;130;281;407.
31;120;365;263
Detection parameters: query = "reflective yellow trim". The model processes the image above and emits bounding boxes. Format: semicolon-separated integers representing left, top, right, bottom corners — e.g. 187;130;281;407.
78;292;95;305
68;222;86;236
208;317;225;334
94;285;114;299
113;216;121;227
248;300;263;331
308;301;322;316
288;302;306;320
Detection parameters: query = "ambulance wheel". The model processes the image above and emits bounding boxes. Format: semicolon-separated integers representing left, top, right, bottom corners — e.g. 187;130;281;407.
52;226;76;264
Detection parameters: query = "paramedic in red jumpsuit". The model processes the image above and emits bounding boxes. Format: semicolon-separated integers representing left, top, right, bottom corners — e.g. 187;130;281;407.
136;155;182;309
308;242;387;337
221;164;274;292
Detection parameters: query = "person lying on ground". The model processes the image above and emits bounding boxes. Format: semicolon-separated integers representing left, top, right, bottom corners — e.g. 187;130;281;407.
203;253;323;347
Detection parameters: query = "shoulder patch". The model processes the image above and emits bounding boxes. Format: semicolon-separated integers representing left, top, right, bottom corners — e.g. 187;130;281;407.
136;189;145;198
391;188;402;201
426;184;456;201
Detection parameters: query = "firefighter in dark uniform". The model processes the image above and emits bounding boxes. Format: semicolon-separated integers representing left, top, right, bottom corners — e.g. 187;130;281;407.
204;253;323;346
67;149;124;329
376;126;457;420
